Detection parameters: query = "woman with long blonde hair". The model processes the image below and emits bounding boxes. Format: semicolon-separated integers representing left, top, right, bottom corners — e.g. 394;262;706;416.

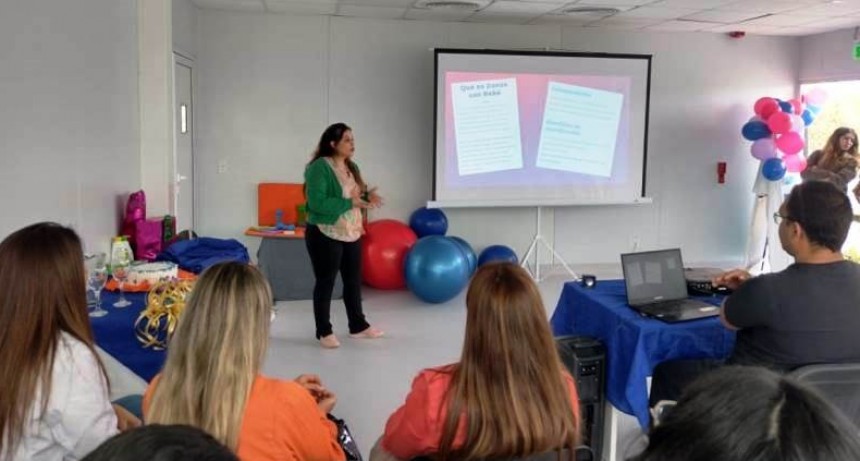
144;262;344;461
374;262;581;461
0;223;138;460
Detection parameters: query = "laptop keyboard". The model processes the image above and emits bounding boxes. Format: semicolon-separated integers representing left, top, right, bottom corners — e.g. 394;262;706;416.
646;300;692;313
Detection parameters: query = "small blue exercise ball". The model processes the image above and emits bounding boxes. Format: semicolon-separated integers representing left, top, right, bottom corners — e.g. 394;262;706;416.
478;245;518;267
404;236;470;304
409;207;448;238
448;236;477;275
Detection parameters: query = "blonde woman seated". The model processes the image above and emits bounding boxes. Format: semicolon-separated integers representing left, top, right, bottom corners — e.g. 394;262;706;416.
144;262;344;461
372;263;581;461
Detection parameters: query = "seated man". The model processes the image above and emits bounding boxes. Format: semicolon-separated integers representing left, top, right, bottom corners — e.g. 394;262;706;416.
650;181;860;405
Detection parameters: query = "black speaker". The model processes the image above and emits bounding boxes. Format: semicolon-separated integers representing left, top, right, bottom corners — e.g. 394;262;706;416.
556;336;606;461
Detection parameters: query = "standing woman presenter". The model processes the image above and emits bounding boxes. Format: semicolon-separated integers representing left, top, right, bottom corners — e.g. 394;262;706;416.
304;123;384;348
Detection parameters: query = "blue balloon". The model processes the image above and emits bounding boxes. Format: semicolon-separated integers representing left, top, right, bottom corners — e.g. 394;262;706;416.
478;245;518;267
778;100;793;113
807;104;822;115
409;207;448;238
801;109;815;126
741;121;772;141
448;236;477;275
762;158;787;181
405;236;470;304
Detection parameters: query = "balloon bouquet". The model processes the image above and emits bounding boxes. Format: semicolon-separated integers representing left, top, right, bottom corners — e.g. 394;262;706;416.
741;88;828;181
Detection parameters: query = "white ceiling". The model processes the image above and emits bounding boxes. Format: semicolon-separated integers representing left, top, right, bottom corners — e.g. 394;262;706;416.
191;0;860;36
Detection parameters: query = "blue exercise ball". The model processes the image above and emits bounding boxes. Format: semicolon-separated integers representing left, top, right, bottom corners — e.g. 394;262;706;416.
478;245;518;267
409;207;448;238
405;236;470;304
448;236;477;275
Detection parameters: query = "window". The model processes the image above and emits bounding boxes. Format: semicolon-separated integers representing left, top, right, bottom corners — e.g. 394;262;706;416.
800;80;860;260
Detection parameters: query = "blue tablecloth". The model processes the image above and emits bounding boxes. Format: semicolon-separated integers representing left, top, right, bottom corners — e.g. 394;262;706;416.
550;280;736;428
91;290;165;382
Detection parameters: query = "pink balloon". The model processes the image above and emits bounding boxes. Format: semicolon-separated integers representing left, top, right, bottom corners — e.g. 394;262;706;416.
789;99;803;115
776;131;804;156
751;138;778;160
790;114;805;133
784;154;808;173
805;88;828;107
754;97;779;119
767;112;793;135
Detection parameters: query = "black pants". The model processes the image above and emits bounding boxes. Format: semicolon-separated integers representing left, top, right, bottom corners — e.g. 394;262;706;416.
305;224;369;338
649;359;724;407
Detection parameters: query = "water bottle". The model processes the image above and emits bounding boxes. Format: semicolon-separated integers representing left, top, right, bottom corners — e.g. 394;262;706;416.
110;236;134;269
163;215;175;243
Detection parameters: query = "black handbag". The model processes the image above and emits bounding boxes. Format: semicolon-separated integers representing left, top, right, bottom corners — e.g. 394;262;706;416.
327;414;363;461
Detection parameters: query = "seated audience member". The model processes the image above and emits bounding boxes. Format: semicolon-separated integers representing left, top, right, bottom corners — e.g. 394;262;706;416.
144;262;344;461
634;366;860;461
0;223;140;460
372;263;581;461
82;424;238;461
650;181;860;405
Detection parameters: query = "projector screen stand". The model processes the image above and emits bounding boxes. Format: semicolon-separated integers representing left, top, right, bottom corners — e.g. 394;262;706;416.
520;207;579;282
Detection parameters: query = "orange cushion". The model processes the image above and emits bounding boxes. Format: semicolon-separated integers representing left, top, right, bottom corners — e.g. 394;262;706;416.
258;183;304;226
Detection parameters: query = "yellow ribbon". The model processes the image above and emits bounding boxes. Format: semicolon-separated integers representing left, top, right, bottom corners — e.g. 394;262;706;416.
134;280;195;350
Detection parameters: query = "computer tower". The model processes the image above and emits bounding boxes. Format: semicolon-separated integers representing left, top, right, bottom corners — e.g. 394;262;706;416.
556;336;606;461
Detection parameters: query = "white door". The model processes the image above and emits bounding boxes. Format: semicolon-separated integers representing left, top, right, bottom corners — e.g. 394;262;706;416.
173;56;194;231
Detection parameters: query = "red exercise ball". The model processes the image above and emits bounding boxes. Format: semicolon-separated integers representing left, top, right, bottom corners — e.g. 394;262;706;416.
361;219;417;290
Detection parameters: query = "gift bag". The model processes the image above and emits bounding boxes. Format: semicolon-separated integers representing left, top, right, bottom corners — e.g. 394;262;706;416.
135;219;164;261
120;190;147;248
327;414;363;461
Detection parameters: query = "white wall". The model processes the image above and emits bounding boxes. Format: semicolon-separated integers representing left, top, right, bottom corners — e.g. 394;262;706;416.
0;0;139;253
139;0;174;218
173;0;197;59
800;27;860;83
196;11;799;265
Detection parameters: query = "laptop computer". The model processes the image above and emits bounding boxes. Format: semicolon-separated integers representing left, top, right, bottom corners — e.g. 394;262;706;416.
621;249;721;323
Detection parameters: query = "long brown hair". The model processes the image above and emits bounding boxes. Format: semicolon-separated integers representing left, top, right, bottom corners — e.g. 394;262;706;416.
818;127;858;170
147;262;272;451
0;222;108;454
438;263;580;460
307;122;365;190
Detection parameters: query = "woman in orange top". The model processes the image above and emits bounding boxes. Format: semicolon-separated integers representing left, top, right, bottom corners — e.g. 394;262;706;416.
144;262;344;461
373;263;581;461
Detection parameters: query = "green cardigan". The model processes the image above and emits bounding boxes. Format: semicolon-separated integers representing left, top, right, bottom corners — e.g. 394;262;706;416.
304;157;360;225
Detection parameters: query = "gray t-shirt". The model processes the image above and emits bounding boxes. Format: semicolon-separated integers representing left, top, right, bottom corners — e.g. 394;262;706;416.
725;260;860;371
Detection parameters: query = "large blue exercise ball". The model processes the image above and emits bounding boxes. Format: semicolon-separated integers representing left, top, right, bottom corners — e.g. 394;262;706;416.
478;245;518;267
404;236;470;304
409;207;448;238
448;236;477;275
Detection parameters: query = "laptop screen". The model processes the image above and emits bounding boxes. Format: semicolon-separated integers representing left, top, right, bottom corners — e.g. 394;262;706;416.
621;249;688;305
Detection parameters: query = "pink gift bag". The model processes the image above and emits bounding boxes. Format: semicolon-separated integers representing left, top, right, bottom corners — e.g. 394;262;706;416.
135;218;164;261
120;190;146;248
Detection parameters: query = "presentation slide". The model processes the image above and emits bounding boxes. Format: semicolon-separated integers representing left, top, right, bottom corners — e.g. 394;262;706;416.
433;50;651;207
451;78;523;176
536;81;624;177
